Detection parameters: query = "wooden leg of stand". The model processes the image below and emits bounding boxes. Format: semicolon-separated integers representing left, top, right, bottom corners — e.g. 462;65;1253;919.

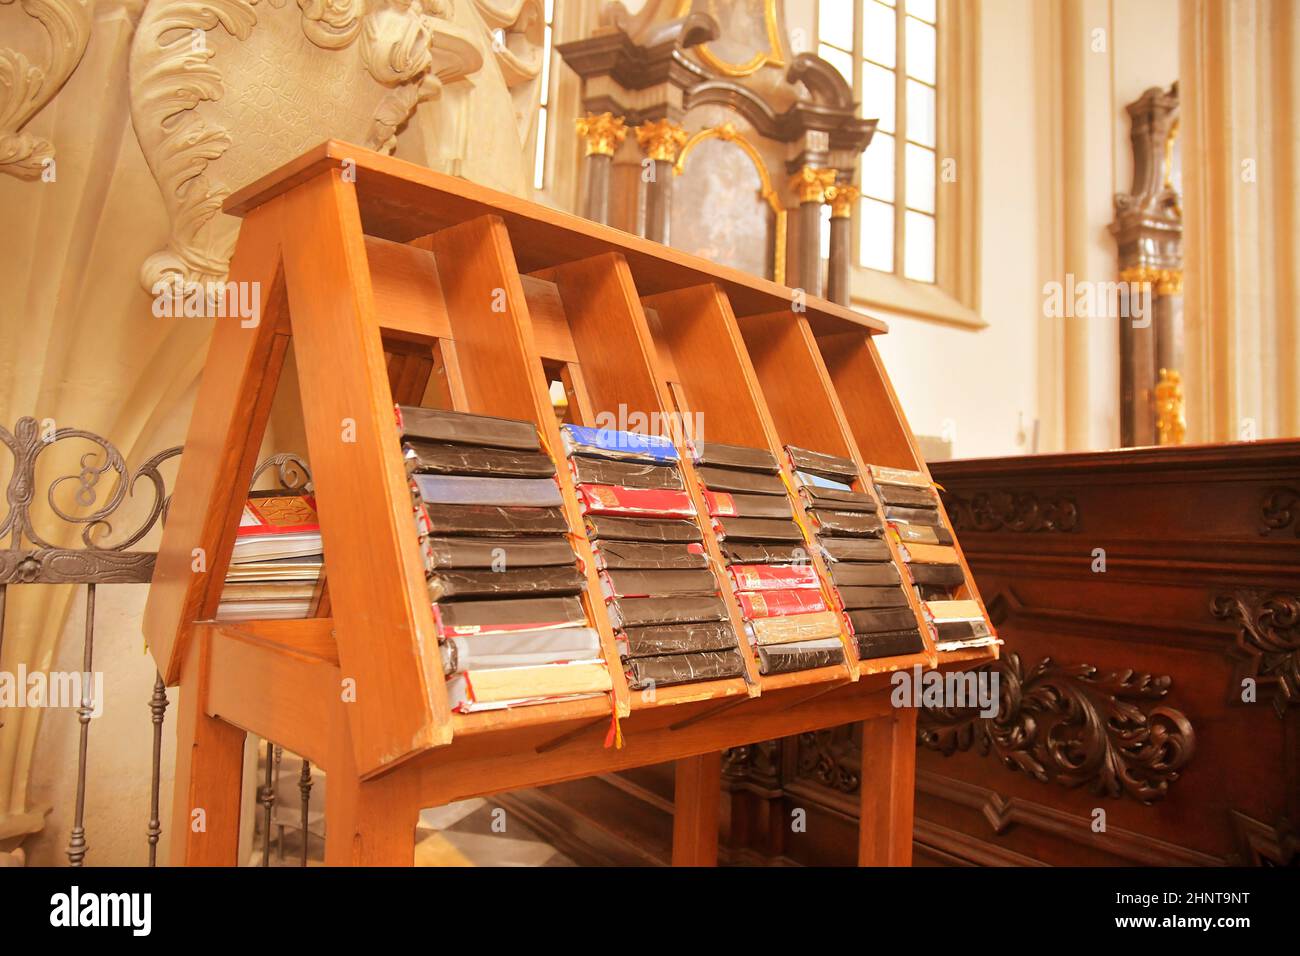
857;706;917;866
170;636;245;866
325;764;420;866
672;752;721;866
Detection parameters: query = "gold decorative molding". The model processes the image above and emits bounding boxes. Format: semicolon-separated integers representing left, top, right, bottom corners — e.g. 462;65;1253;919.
1120;264;1184;295
0;0;93;179
825;182;859;219
575;111;627;157
672;0;784;77
635;118;687;164
789;165;836;205
1155;368;1186;445
674;121;787;285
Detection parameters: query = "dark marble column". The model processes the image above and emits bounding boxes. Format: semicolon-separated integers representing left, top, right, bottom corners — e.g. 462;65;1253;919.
788;166;836;297
825;183;858;306
575;112;627;226
635;120;688;245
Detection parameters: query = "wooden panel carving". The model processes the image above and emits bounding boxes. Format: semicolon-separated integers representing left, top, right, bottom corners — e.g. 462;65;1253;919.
917;652;1195;804
1260;487;1299;537
941;488;1079;533
1212;590;1300;717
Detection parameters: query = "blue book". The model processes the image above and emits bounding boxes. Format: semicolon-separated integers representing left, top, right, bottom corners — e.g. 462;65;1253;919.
561;424;679;463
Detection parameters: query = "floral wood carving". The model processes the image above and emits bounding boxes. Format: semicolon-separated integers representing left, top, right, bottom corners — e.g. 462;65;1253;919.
0;0;92;178
795;727;861;795
916;653;1196;804
1259;487;1299;537
941;488;1079;533
127;0;482;294
1212;590;1300;717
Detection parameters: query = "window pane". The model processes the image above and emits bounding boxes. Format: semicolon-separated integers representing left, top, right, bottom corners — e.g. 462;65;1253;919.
905;143;935;213
861;61;895;133
904;210;935;282
533;106;548;191
862;1;897;67
540;25;553;106
905;17;936;84
818;42;854;85
906;79;934;146
859;197;895;272
819;0;855;44
861;131;894;201
906;0;936;23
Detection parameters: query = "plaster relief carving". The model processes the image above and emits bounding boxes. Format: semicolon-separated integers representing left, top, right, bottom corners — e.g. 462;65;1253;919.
0;0;93;178
127;0;483;293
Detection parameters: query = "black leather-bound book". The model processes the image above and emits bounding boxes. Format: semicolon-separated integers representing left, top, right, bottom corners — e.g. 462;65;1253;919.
856;628;925;659
820;538;893;563
829;561;901;587
618;621;740;658
906;563;966;588
427;566;585;601
398;405;540;451
711;515;805;542
786;445;859;478
847;606;919;634
607;594;727;628
593;539;708;570
600;568;718;599
800;486;878;512
876;483;939;508
718;541;814;565
420;504;569;536
691;442;779;473
884;505;943;527
694;465;787;495
625;649;747;689
836;585;911;610
434;595;586;632
420;535;575;569
570;456;684;490
807;509;884;537
402;440;555;478
757;639;845;674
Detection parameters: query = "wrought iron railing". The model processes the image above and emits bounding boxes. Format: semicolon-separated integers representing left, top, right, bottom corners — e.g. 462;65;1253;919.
0;416;317;865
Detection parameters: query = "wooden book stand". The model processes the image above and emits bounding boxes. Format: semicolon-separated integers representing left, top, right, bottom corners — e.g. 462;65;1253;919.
143;142;995;867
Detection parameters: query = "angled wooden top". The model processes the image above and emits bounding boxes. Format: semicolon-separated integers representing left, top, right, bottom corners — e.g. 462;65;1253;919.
223;141;888;338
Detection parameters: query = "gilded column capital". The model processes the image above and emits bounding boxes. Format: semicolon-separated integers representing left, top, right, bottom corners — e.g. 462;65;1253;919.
1120;265;1184;295
825;183;860;219
789;166;837;204
635;119;688;163
575;112;628;157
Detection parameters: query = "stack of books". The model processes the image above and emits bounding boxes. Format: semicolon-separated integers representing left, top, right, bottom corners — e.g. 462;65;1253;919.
216;493;324;621
397;405;612;713
693;441;845;675
563;425;747;690
866;465;999;653
786;447;926;661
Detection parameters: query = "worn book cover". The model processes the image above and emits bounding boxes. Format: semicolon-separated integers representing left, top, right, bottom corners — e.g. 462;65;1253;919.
625;649;747;689
583;515;703;543
847;606;920;635
592;539;707;570
570;456;683;490
835;585;911;611
758;638;845;674
736;588;827;618
747;610;842;645
418;535;576;570
415;502;569;537
829;561;902;587
704;490;795;519
599;568;717;599
433;595;587;637
617;621;739;658
820;538;893;563
427;566;585;602
786;445;859;478
728;563;819;591
446;662;611;712
807;509;884;537
694;465;787;496
440;627;602;674
711;515;805;543
413;474;563;508
606;594;727;628
403;440;555;478
397;404;540;451
690;441;779;473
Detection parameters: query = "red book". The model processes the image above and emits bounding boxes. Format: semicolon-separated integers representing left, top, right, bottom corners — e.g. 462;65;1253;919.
735;588;827;618
576;484;695;517
729;563;819;591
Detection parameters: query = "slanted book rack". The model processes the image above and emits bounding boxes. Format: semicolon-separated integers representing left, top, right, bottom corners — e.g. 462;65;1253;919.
144;141;996;866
